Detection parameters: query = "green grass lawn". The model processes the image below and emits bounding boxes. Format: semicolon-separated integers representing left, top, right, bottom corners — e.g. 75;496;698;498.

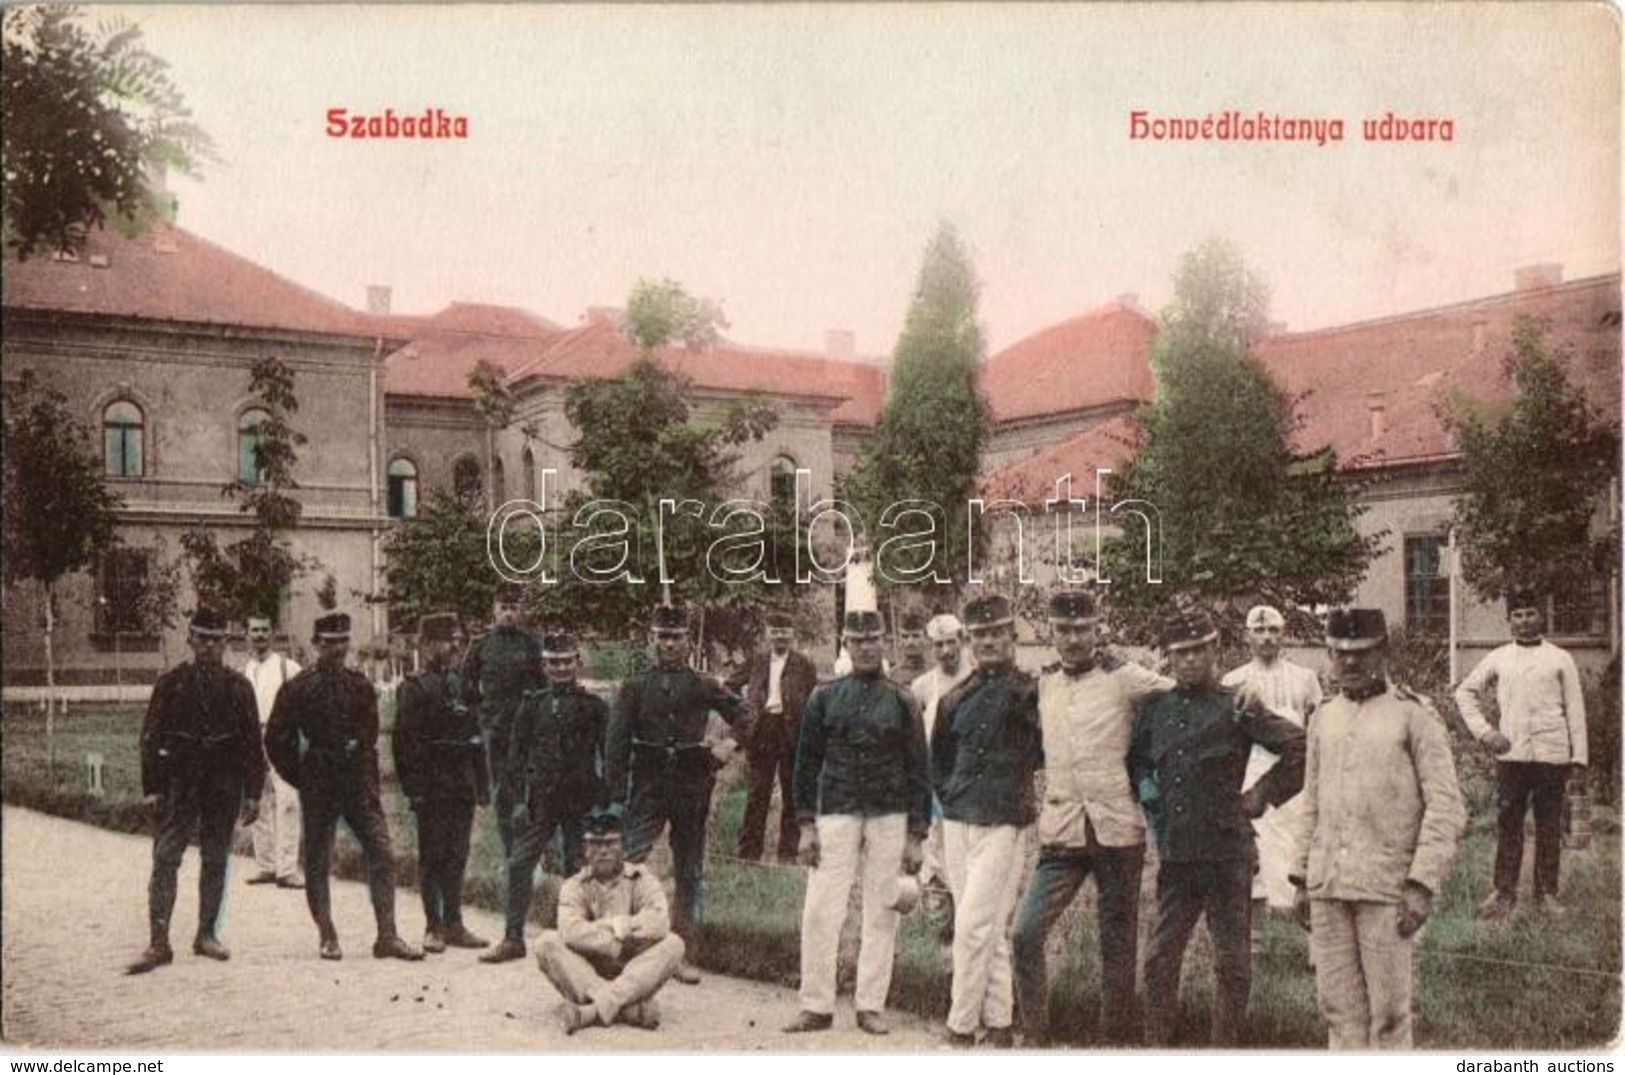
6;701;1619;1048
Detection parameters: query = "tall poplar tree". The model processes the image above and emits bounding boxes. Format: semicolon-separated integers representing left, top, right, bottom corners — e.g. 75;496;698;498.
846;223;991;593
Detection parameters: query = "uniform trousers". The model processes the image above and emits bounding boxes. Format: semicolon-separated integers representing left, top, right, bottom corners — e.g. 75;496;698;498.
1308;899;1415;1049
942;820;1025;1035
539;931;686;1025
414;799;475;932
1012;835;1145;1044
301;786;399;934
502;805;585;942
1143;857;1254;1046
485;729;517;856
250;765;304;882
798;813;908;1015
1493;761;1568;899
149;776;243;941
738;725;799;861
623;771;713;959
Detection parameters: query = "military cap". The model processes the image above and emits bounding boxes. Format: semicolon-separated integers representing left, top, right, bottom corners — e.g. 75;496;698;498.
1245;604;1286;630
1505;586;1544;614
1047;590;1099;624
541;632;579;658
581;810;623;840
1325;608;1387;651
651;605;688;633
188;608;229;637
765;609;795;630
1161;609;1218;652
925;613;964;642
417;612;460;643
961;593;1015;631
898;611;928;634
313;612;352;642
493;581;525;605
842;609;885;639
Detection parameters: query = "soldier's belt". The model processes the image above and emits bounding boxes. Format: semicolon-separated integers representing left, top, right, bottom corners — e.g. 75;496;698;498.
306;739;361;760
424;736;483;749
631;738;708;758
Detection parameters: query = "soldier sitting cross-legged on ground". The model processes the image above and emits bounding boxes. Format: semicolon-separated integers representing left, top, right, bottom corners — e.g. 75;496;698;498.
538;810;686;1034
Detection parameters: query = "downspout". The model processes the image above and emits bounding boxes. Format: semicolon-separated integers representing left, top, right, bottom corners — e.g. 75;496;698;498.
370;337;384;646
1447;525;1459;686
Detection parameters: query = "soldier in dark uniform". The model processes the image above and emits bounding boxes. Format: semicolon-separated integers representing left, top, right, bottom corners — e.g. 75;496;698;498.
391;612;491;955
890;610;930;690
462;582;542;857
265;613;423;962
605;604;746;985
782;609;931;1036
1128;609;1306;1046
482;631;607;963
127;608;266;974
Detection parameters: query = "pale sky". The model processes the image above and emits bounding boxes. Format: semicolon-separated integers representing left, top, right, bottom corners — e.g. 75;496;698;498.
120;3;1619;357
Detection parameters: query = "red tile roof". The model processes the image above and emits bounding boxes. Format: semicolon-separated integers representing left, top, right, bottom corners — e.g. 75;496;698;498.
383;303;569;400
981;413;1144;502
982;302;1155;423
1254;274;1621;468
2;222;386;339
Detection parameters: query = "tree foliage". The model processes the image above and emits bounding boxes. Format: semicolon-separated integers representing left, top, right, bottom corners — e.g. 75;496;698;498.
181;357;318;622
382;488;531;626
528;279;782;645
1100;239;1380;643
1443;316;1620;605
845;223;991;593
2;6;215;259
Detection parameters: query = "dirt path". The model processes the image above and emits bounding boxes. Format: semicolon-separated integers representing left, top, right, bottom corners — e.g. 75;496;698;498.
1;807;940;1052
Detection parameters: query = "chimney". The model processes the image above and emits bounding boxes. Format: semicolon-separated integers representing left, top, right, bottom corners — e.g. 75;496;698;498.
366;285;392;314
1514;263;1563;291
1366;391;1387;440
1264;320;1289;337
825;329;856;362
1116;293;1141;312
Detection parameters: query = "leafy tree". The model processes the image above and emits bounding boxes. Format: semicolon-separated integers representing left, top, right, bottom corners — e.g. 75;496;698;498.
530;279;781;647
2;7;215;259
1443;316;1620;606
1;370;123;713
381;488;536;626
181;357;318;622
846;223;991;594
1099;239;1380;643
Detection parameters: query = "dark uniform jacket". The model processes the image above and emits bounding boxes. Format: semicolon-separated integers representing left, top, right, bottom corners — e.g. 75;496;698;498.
265;665;384;799
606;667;746;802
510;681;607;818
793;673;932;837
739;649;818;754
1127;685;1306;863
461;626;542;737
140;661;266;800
391;668;488;805
931;666;1043;827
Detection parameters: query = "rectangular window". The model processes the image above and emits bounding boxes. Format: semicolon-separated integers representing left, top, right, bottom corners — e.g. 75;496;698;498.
1551;576;1607;637
1403;533;1449;638
94;548;153;636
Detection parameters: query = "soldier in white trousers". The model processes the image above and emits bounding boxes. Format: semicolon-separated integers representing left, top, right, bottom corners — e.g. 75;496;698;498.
241;615;303;888
783;610;931;1037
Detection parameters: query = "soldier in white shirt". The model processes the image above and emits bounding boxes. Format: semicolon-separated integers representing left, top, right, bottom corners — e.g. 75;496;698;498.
241;615;304;888
1455;588;1588;920
1222;605;1323;914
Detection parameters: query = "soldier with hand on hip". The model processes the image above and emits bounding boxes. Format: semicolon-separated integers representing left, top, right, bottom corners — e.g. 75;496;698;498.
266;612;422;962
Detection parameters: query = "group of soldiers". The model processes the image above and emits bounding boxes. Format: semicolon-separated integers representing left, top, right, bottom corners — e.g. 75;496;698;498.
127;578;1589;1049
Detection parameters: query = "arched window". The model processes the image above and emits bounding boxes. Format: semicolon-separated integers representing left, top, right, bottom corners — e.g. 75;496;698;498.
238;408;270;485
452;455;483;505
770;454;798;504
522;447;536;502
387;457;419;519
103;400;144;478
